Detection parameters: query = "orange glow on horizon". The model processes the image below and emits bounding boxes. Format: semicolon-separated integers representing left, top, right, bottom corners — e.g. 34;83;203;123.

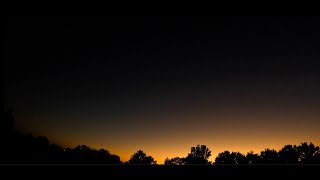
15;102;320;164
27;126;320;164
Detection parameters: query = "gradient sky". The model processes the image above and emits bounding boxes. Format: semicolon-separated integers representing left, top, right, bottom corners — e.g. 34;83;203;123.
4;15;320;163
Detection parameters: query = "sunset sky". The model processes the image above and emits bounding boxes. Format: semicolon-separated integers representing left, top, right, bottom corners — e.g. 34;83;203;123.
4;15;320;163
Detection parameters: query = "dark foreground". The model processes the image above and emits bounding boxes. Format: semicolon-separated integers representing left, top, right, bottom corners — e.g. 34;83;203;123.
1;165;319;178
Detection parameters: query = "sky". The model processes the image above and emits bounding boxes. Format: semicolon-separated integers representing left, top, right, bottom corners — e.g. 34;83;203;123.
4;15;320;163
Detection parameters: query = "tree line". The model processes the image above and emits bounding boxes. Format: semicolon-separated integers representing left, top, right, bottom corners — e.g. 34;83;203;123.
165;144;320;165
1;110;320;164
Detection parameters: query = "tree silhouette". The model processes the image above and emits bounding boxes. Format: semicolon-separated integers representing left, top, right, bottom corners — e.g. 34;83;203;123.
48;143;64;162
32;136;50;161
297;142;320;164
246;151;262;164
0;110;124;164
314;149;320;163
2;108;15;136
278;145;299;164
128;150;156;164
97;149;121;164
260;148;279;164
231;152;247;164
164;157;186;165
65;145;121;164
2;111;320;165
215;151;247;164
215;151;234;164
185;144;211;164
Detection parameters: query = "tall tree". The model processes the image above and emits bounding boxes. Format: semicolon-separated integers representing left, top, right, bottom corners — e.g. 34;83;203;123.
185;144;211;164
260;149;279;164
